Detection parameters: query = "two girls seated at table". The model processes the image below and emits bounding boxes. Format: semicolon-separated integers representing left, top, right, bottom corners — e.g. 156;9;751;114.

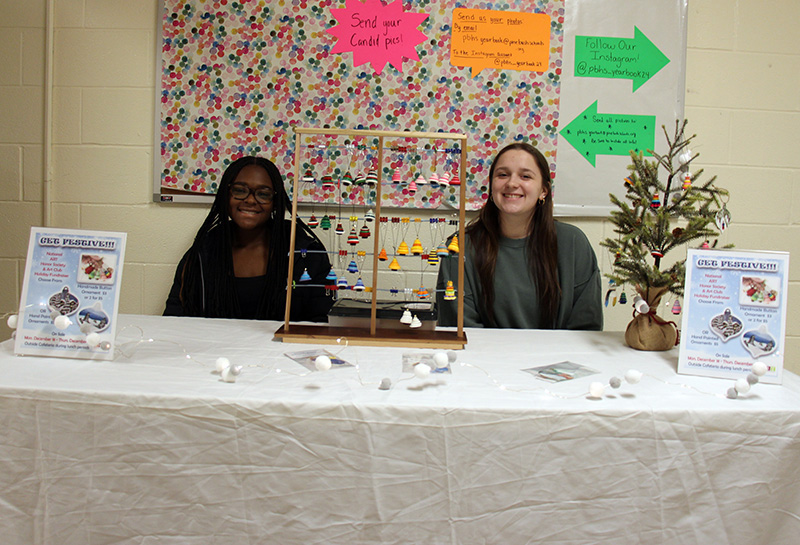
164;156;332;321
437;142;603;330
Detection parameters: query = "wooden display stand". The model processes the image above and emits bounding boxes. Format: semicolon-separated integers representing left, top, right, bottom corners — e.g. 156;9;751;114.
274;127;468;349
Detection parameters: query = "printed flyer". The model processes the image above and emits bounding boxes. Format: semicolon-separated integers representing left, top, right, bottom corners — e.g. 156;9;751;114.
678;249;789;384
14;227;127;360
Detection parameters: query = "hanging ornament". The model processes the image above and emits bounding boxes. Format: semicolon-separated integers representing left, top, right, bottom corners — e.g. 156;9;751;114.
427;253;439;266
650;193;661;209
614;250;622;265
701;240;710;249
429;172;440;186
715;195;731;232
397;241;409;255
450;173;461;186
320;215;331;230
417;286;430;299
335;222;345;235
624;175;634;187
408;180;418;194
347;260;359;274
341;171;353;186
410;238;424;255
307;214;319;228
389;258;401;271
324;269;337;283
392;169;402;183
378;248;388;261
439;172;451;186
347;229;359;245
299;268;312;282
619;290;628;305
447;236;459;253
354;172;366;185
353;278;366;291
604;280;617;307
359;225;371;238
302;170;315;183
415;173;426;186
321;174;336;191
444;280;456;300
366;170;378;186
671;299;682;315
682;173;692;190
364;209;375;222
436;243;449;257
409;315;422;328
337;277;349;290
651;249;664;258
400;309;412;324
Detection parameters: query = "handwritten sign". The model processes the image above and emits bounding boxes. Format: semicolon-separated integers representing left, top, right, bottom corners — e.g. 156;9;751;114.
450;8;550;78
326;0;429;74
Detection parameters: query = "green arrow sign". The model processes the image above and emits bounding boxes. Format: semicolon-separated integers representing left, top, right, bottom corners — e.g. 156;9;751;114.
560;101;655;167
574;27;669;92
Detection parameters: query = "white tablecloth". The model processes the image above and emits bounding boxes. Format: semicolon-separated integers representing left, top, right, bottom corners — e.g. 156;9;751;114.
2;315;800;545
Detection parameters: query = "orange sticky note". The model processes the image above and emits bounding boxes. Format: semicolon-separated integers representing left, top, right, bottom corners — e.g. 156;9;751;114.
450;8;551;78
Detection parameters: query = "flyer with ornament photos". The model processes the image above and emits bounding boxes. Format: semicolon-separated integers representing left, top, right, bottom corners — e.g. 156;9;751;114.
678;248;789;384
14;227;127;360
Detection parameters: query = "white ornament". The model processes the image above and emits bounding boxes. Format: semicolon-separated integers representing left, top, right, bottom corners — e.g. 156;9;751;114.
54;315;71;330
409;315;422;328
6;314;18;329
314;355;332;372
86;332;101;347
632;295;649;314
221;366;237;383
215;357;231;374
624;369;643;384
734;377;751;394
433;352;449;369
400;309;412;324
414;363;431;379
751;362;768;377
589;382;605;398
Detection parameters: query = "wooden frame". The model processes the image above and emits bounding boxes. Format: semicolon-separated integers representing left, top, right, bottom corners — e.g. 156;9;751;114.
274;127;468;349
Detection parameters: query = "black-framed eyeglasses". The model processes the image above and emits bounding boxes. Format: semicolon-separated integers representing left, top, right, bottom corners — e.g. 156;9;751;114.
230;183;274;204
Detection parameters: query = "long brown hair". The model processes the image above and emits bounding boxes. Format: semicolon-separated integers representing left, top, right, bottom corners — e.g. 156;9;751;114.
466;142;561;327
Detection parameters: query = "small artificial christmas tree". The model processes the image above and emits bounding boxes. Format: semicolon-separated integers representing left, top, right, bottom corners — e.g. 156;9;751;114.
600;120;731;350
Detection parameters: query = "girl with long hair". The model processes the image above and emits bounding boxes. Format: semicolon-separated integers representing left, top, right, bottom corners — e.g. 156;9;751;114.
164;156;332;321
437;143;602;329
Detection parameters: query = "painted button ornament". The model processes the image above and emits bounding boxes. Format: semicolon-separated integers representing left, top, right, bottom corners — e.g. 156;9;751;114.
308;214;319;228
325;269;337;283
651;249;664;258
378;248;388;261
427;253;439;266
353;278;366;291
409;315;422;329
408;180;417;194
410;239;424;255
436;244;449;257
397;241;409;255
400;309;412;324
341;172;353;186
447;236;459;253
302;170;315;183
682;173;692;190
359;225;371;238
347;260;359;273
701;240;710;249
354;172;366;185
337;277;349;290
364;209;375;222
389;258;401;271
449;174;461;186
414;173;426;186
444;280;456;300
619;290;627;304
335;222;345;235
321;174;335;190
320;215;331;230
439;172;450;186
429;172;440;186
650;193;661;209
300;268;312;282
391;169;402;183
624;175;634;187
671;299;682;315
347;229;359;245
417;286;429;299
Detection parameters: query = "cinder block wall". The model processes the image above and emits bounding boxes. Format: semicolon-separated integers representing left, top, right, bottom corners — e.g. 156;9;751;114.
1;0;798;372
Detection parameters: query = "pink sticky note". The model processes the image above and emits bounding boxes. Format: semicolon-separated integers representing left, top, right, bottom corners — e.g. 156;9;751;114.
327;0;429;74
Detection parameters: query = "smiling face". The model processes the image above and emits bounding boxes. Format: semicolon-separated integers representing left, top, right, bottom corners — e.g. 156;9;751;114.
227;164;274;233
490;148;548;226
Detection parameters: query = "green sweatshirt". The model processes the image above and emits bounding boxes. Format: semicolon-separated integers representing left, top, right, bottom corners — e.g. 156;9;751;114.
436;221;603;330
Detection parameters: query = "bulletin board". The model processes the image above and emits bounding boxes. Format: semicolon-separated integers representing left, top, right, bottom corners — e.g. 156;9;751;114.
154;0;687;215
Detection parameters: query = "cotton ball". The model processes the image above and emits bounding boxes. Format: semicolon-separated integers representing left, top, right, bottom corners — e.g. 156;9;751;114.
609;376;622;389
215;357;231;374
734;377;751;394
6;314;18;329
99;341;111;351
86;332;101;347
414;363;431;379
50;309;60;321
751;362;768;377
746;373;759;386
447;351;458;363
433;352;449;369
378;378;392;390
726;387;739;399
589;381;605;398
315;355;332;372
54;315;71;330
632;295;649;314
229;365;242;376
624;369;643;384
221;365;237;383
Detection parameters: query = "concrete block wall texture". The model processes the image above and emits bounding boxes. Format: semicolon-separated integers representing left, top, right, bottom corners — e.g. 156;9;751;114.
1;0;798;373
